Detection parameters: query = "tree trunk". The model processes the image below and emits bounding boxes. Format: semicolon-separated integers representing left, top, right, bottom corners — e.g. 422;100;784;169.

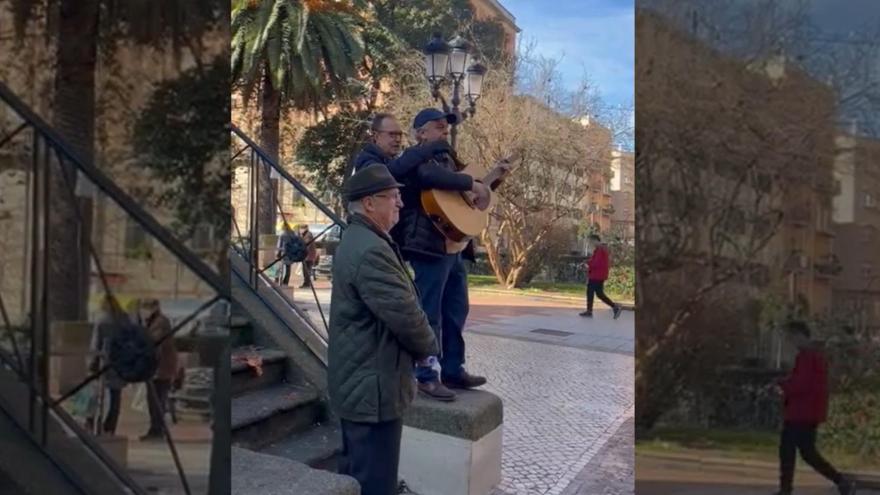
482;232;507;285
259;68;279;236
50;0;99;323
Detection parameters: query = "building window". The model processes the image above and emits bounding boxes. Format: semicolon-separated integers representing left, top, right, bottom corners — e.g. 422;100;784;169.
124;218;151;259
862;263;873;279
866;193;876;208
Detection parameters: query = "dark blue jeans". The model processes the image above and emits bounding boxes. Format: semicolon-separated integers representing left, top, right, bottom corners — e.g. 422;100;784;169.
410;253;469;383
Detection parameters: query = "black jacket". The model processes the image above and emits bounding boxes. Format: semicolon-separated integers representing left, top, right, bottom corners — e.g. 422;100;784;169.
388;146;476;261
353;142;452;174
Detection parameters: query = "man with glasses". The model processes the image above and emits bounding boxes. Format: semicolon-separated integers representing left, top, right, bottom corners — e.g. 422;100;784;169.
352;113;453;173
388;108;492;402
328;164;438;495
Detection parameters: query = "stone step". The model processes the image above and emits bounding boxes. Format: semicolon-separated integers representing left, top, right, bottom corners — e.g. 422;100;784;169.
261;421;342;472
232;447;358;495
231;348;287;396
231;384;323;450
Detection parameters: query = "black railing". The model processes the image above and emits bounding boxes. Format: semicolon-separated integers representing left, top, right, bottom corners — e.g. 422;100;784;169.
0;80;229;494
230;125;346;345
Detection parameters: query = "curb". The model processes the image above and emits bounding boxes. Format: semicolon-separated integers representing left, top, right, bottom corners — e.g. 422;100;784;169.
470;287;636;309
636;450;880;480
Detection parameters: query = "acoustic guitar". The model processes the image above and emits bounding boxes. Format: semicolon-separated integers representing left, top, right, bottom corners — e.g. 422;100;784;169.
421;153;516;243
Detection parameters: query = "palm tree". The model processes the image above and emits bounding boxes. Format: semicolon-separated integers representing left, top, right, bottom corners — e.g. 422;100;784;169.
231;0;366;234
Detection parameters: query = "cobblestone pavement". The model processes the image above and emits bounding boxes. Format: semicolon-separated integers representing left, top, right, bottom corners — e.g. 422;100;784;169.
463;302;634;495
560;418;634;495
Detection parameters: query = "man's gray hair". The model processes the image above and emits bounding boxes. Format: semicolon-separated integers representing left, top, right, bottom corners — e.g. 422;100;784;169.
348;200;366;214
411;122;431;143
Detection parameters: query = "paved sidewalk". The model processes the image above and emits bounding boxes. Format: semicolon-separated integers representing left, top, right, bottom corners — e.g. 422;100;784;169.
560;418;634;495
636;453;880;494
466;296;634;495
288;280;636;494
468;296;634;355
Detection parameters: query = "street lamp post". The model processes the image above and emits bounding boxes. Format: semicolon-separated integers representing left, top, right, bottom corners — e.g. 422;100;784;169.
423;32;487;149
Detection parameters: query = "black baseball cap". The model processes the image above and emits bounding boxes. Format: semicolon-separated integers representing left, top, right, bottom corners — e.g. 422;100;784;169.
412;108;459;129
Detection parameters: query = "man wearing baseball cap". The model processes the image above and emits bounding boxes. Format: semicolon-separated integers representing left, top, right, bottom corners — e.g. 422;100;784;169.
387;107;492;402
352;112;455;174
328;163;439;495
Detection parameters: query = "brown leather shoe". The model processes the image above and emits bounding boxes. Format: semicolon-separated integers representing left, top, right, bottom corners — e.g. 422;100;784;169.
418;381;456;401
443;371;487;389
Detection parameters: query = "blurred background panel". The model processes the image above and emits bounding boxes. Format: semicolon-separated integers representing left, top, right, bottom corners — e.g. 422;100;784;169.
635;1;880;494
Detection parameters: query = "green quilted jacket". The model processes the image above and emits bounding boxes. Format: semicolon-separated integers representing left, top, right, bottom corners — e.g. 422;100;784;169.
327;214;438;423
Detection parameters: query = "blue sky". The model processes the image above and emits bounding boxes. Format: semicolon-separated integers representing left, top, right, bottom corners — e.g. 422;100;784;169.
501;0;634;110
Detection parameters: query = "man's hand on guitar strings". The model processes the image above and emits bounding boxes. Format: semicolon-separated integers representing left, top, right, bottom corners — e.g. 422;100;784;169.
471;181;491;211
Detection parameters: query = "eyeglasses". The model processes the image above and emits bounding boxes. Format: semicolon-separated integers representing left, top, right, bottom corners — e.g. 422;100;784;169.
372;193;402;201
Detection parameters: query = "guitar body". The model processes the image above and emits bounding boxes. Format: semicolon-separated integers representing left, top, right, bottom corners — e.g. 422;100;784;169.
421;162;498;243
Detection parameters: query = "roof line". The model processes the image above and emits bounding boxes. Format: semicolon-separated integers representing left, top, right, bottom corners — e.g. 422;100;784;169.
481;0;522;32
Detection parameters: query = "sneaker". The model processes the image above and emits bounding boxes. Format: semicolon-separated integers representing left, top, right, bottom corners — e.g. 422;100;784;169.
579;311;593;317
613;306;623;319
443;371;487;389
418;381;456;401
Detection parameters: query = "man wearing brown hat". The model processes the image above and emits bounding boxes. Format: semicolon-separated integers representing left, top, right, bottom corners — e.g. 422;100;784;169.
328;163;439;495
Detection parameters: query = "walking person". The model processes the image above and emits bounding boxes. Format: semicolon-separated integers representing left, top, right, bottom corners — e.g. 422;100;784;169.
580;234;622;319
774;320;854;495
88;295;129;435
298;224;318;288
328;164;438;495
139;299;179;441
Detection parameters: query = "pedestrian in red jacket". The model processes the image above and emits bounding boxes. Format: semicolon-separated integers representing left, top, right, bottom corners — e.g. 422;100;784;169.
774;320;854;495
580;234;622;319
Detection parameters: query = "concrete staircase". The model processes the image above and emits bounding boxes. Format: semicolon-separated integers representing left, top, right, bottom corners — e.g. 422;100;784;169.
230;307;355;495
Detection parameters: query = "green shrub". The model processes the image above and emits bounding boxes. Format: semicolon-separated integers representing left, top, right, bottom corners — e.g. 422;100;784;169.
821;390;880;461
606;265;635;300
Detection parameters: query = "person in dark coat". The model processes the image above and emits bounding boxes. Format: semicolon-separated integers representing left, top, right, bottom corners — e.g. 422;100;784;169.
580;234;622;319
299;224;318;288
88;295;129;435
140;298;178;441
328;164;438;495
275;223;297;286
774;320;854;495
387;108;492;402
352;113;455;173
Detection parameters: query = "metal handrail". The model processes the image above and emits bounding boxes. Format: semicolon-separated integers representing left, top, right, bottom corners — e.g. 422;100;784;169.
230;124;347;229
230;125;347;343
0;81;228;494
230;253;328;365
0;81;226;297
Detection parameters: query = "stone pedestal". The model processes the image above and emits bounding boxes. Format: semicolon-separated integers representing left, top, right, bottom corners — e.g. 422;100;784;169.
401;390;503;495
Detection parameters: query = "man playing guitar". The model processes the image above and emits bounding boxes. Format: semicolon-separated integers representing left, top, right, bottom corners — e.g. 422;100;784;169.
388;107;509;401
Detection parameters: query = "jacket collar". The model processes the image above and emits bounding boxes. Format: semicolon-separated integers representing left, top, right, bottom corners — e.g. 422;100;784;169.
351;213;395;245
356;143;392;168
